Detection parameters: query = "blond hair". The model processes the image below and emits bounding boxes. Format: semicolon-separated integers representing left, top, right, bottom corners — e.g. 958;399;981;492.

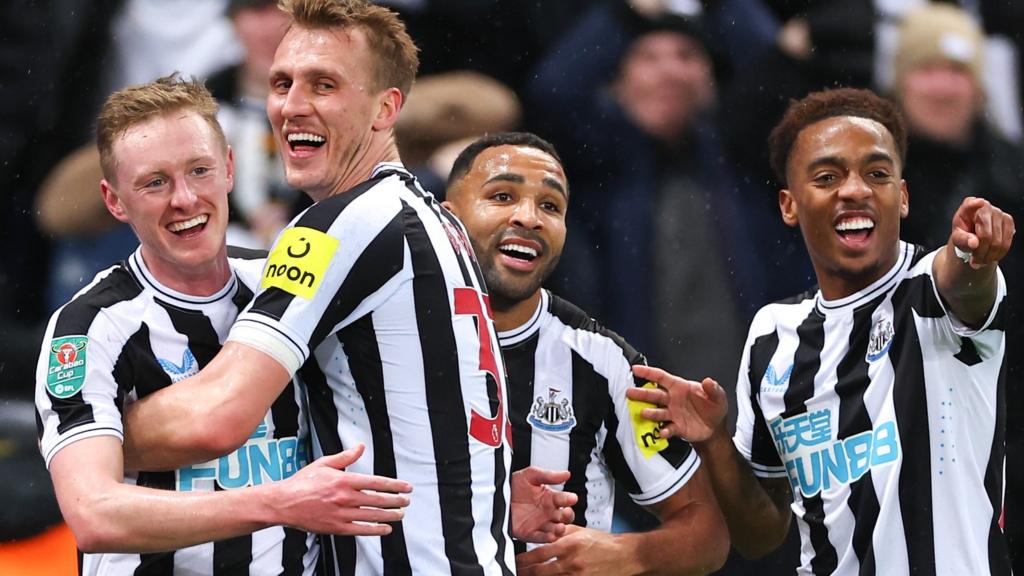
96;73;225;181
278;0;419;97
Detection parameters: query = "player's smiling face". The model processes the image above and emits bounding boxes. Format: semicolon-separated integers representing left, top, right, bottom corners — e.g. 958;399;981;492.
780;115;909;299
267;24;382;201
445;145;568;309
102;110;232;281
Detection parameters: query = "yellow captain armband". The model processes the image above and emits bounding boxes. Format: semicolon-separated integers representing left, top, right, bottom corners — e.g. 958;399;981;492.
628;382;668;459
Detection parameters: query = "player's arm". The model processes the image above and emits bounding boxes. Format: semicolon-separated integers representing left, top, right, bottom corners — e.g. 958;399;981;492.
933;196;1015;328
51;436;411;553
628;365;793;559
122;341;291;471
516;465;729;576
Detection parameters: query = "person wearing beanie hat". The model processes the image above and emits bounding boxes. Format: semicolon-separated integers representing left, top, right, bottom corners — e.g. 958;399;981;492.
893;3;985;146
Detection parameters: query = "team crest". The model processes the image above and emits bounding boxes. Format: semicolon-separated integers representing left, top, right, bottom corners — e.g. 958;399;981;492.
762;364;793;392
866;317;894;362
47;336;89;398
527;388;576;432
158;348;199;383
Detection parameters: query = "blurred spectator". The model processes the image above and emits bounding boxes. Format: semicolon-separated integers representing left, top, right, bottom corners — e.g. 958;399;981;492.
396;70;521;196
526;0;760;416
208;0;305;248
889;6;1024;574
711;0;875;314
875;0;1022;142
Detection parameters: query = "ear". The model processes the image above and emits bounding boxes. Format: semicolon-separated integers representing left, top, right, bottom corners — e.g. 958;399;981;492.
899;179;909;218
779;188;799;228
225;145;236;194
372;87;403;131
101;179;131;224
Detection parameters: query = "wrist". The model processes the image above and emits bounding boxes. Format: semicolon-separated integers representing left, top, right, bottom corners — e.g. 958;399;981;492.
249;481;284;529
614;532;648;574
695;421;731;456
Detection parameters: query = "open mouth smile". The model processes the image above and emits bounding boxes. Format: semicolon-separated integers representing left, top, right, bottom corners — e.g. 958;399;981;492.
168;214;209;238
834;215;874;248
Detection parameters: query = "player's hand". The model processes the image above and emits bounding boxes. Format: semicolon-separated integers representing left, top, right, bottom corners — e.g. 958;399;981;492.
949;196;1015;269
628;365;728;442
269;444;412;535
510;467;578;543
516;525;625;575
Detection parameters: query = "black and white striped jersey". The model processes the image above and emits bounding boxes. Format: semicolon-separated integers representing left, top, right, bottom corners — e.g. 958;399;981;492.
501;290;700;534
35;247;317;576
227;163;515;576
734;242;1011;575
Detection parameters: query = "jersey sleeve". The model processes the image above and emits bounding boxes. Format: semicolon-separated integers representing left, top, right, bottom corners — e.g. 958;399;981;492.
917;247;1007;337
36;306;129;468
228;182;410;374
732;309;787;478
604;345;701;507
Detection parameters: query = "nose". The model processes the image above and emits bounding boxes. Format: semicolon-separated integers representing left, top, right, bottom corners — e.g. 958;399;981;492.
169;177;198;210
510;200;542;230
837;172;872;202
279;82;312;120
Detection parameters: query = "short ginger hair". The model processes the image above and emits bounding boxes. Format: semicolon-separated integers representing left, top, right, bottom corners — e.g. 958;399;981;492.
96;73;225;182
278;0;420;98
768;88;907;186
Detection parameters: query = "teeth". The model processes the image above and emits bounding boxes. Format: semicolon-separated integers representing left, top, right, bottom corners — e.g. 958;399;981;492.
500;244;538;258
169;214;208;232
287;133;325;144
835;217;874;232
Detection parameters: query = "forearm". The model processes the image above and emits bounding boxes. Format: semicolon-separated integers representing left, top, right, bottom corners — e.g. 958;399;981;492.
695;428;791;558
617;502;729;575
123;343;287;471
62;479;281;553
934;243;999;328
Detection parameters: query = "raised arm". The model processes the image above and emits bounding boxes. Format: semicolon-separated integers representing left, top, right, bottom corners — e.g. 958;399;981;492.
122;341;291;471
51;437;411;553
933;196;1015;328
628;365;793;559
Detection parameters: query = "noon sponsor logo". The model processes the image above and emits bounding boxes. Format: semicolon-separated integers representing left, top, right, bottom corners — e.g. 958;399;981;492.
262;226;339;300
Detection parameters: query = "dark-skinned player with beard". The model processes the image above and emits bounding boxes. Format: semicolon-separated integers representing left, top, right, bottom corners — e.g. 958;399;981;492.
444;132;729;576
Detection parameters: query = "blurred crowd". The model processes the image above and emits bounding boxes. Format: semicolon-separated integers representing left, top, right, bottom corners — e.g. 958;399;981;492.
1;0;1022;574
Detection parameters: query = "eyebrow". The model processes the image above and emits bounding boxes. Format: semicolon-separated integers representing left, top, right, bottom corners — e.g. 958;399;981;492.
484;173;567;198
806;151;894;172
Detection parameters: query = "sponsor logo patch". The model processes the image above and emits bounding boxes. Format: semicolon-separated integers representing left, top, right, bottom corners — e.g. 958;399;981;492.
770;408;900;497
176;420;309;491
762;363;793;393
527;387;576;432
47;336;88;398
262;226;339;300
628;382;669;459
158;348;199;383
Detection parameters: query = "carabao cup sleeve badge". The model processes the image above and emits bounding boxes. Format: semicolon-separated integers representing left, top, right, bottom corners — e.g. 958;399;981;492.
627;382;670;459
47;335;89;398
262;226;340;300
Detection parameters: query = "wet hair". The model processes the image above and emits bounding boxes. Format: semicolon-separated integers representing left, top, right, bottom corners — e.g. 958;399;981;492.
96;73;225;182
446;132;567;196
278;0;419;98
768;88;907;186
